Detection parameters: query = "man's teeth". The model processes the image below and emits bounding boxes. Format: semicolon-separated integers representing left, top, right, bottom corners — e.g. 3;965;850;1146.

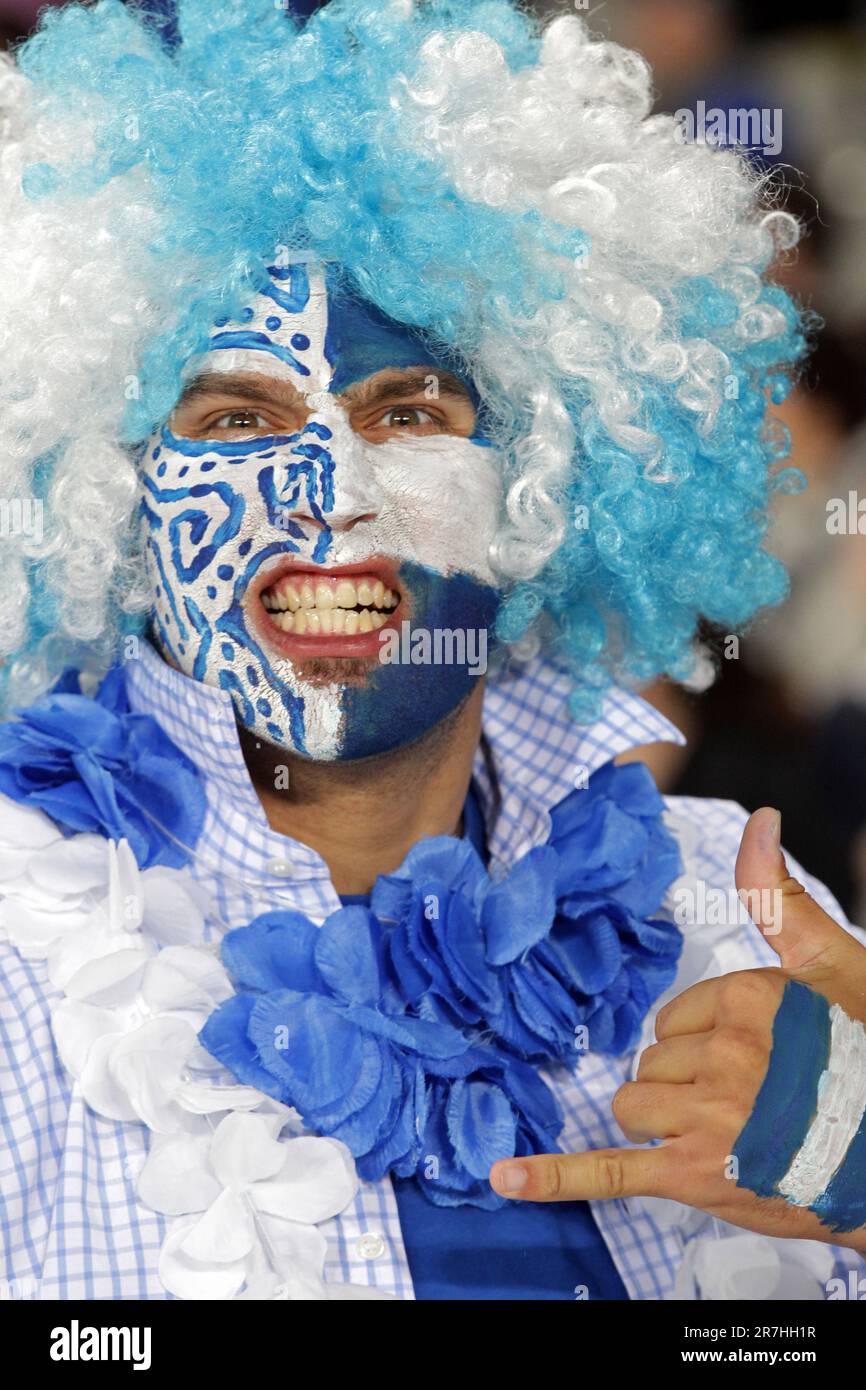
269;607;388;635
261;575;398;636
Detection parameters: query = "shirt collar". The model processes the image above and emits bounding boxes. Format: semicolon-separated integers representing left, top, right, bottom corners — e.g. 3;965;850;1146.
476;657;685;868
125;640;684;873
126;641;266;818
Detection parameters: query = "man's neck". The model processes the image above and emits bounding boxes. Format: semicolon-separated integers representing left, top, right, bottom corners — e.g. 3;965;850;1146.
238;684;485;895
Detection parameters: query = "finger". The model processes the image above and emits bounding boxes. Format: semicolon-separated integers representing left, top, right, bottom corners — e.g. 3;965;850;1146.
612;1080;697;1143
489;1145;669;1203
735;807;866;1009
655;977;723;1040
636;1033;709;1083
713;966;783;1032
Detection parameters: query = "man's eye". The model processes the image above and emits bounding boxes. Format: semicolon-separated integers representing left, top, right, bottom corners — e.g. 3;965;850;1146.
211;410;272;432
376;406;438;431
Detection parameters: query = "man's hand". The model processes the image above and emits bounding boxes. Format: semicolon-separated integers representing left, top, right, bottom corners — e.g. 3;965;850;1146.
489;807;866;1251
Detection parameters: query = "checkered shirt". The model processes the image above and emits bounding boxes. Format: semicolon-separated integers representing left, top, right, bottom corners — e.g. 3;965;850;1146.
1;641;863;1300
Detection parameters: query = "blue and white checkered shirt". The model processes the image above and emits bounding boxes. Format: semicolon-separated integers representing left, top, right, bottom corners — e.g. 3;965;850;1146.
1;641;863;1300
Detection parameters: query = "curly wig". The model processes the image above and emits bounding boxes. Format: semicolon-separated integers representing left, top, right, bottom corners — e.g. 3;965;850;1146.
0;0;806;718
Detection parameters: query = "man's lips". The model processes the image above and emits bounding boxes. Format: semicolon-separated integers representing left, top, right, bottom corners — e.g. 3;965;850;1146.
246;557;405;659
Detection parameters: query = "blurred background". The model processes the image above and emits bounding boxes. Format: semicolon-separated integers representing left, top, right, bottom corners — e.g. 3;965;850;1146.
545;0;866;923
2;0;866;918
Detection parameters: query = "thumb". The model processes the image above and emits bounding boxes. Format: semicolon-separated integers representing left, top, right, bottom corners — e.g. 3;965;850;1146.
735;806;865;1007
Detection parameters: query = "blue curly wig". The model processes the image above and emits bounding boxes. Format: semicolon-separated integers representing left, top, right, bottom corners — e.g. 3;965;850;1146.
0;0;807;718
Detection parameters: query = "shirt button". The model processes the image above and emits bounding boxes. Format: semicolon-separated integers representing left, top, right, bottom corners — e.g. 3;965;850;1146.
265;858;294;877
356;1232;386;1261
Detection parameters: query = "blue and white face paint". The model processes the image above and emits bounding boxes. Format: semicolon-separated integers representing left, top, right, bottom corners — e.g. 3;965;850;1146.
140;262;503;760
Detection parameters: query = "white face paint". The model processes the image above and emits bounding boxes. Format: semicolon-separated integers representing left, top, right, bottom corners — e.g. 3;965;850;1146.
140;261;503;760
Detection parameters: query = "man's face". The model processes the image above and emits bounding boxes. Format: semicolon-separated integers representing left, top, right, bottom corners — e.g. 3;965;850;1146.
140;262;503;760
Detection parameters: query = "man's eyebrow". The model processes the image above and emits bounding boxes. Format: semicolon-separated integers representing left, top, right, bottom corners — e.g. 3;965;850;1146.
174;373;304;408
174;368;473;412
340;369;473;410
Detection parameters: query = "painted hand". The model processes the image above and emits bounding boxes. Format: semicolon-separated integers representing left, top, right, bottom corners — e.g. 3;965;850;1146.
489;807;866;1252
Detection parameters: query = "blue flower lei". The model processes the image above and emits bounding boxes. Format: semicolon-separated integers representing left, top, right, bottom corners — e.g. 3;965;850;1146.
200;761;684;1208
0;664;683;1208
0;666;205;869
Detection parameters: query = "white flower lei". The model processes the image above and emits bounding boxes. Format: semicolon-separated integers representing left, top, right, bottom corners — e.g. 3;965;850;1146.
0;793;390;1301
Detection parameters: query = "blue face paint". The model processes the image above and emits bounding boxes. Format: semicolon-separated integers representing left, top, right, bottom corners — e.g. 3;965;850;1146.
339;562;499;760
322;265;478;404
141;260;504;761
732;980;866;1234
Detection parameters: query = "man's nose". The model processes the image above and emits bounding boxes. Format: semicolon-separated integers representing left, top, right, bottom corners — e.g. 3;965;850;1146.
278;396;382;533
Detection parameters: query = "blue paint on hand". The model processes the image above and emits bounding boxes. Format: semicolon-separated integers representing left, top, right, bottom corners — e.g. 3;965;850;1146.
733;980;866;1234
814;1111;866;1233
732;981;831;1200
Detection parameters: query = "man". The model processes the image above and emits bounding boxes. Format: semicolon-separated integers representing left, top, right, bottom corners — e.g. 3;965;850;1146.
0;0;864;1302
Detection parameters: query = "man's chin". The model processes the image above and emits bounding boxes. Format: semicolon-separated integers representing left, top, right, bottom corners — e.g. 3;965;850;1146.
284;653;379;688
242;683;478;768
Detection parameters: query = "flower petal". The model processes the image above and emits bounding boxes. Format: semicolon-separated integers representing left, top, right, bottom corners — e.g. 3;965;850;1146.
314;907;381;1006
109;1016;199;1132
51;998;119;1078
80;1030;140;1121
61;946;150;1007
176;1080;265;1115
482;846;558;965
141;867;209;946
252;1136;357;1224
141;944;233;1016
254;1214;329;1299
0;792;63;850
198;993;288;1101
181;1188;256;1265
209;1111;288;1188
247;992;363;1111
137;1133;220;1215
222;913;321;993
25;832;112;896
158;1214;248;1300
0;895;91;958
447;1078;516;1179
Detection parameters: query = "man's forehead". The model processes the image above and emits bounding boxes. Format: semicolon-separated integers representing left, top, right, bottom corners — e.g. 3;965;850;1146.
183;260;474;402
